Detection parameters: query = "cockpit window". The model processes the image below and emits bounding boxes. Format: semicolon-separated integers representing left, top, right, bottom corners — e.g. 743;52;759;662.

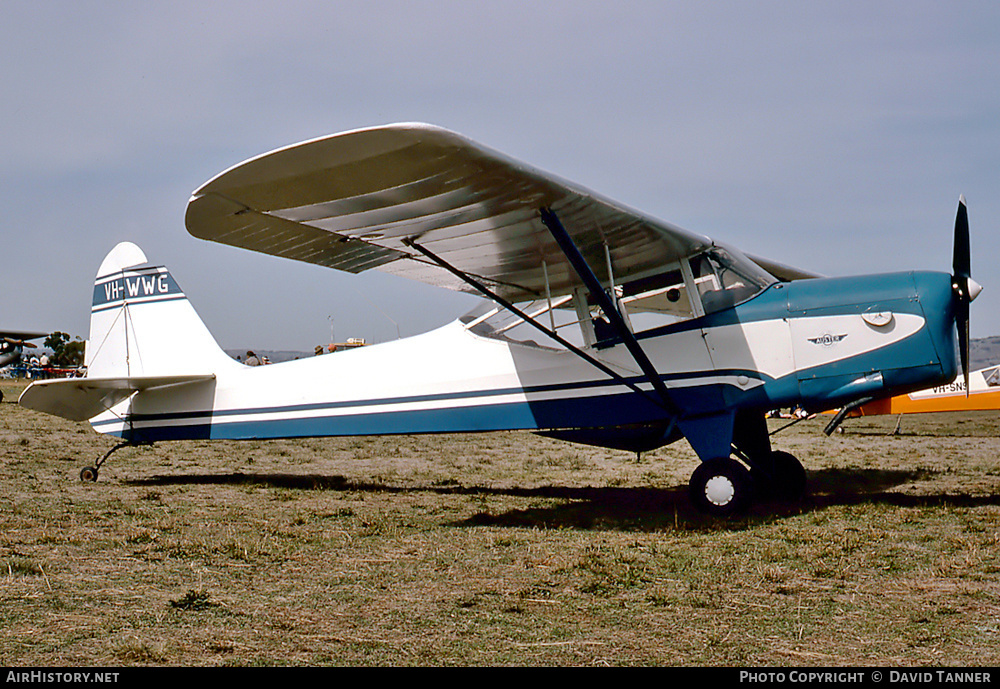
984;366;1000;387
460;298;581;349
618;268;692;317
690;246;776;314
460;245;777;349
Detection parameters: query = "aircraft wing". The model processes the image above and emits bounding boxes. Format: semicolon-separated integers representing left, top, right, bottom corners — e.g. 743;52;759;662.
1;330;48;343
186;123;818;302
18;375;215;422
746;256;823;282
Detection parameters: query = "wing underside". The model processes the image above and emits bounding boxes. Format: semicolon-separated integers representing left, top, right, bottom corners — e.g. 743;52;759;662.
186;123;820;304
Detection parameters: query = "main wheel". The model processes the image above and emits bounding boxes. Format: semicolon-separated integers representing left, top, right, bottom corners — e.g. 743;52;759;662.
689;457;753;517
769;450;806;502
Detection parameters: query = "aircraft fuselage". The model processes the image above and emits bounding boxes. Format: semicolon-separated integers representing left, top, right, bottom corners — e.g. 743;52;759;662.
90;270;957;455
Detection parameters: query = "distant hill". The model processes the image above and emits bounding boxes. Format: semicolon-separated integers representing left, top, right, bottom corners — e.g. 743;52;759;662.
971;336;1000;370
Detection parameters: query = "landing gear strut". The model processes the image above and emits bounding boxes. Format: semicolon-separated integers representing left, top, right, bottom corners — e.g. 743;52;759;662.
687;409;808;516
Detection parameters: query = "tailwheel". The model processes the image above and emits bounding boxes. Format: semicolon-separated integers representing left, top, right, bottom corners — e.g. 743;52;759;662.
689;457;753;517
79;466;99;482
768;450;806;502
78;441;137;483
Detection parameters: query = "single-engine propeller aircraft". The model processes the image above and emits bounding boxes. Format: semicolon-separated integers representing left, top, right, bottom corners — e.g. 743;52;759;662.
19;123;981;516
833;364;1000;434
0;330;47;368
0;329;47;402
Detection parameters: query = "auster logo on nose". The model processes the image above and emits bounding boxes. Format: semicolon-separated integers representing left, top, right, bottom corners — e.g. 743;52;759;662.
807;333;847;347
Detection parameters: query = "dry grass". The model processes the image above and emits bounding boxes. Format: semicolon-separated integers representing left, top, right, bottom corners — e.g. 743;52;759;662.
1;380;998;666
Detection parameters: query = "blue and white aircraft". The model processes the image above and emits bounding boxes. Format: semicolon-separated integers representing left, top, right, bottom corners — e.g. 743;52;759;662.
19;124;981;516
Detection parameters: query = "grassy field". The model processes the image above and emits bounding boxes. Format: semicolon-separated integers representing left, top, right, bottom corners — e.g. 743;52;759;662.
1;379;998;667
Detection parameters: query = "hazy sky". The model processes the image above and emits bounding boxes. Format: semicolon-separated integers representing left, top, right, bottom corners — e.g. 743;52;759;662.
4;2;999;350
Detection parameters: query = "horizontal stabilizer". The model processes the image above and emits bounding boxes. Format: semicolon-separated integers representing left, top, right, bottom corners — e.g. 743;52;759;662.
19;375;215;422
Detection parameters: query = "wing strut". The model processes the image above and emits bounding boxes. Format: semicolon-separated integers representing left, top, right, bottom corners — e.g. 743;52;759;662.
402;238;673;414
539;207;677;413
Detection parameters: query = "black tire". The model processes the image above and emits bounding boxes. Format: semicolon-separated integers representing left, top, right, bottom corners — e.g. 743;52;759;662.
769;450;807;502
79;466;98;482
689;457;753;517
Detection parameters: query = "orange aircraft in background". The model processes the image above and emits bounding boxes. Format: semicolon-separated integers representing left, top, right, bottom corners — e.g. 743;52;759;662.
819;364;1000;435
848;364;1000;416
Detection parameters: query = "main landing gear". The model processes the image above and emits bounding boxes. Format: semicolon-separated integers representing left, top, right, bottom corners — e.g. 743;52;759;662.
687;450;806;518
687;410;807;517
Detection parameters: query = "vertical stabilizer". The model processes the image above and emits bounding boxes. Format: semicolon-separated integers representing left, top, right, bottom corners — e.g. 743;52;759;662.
86;242;235;378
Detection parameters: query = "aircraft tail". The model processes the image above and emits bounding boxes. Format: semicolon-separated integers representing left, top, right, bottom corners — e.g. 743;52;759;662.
20;242;234;422
86;242;234;378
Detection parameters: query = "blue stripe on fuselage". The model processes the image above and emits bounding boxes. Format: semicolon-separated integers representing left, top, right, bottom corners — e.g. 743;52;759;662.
98;387;684;442
95;370;762;429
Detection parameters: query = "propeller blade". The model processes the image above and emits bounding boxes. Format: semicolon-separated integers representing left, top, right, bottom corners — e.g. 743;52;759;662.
953;195;970;279
951;195;973;397
957;295;970;397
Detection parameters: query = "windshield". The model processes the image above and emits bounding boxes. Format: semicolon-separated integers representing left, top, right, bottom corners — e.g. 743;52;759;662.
690;246;776;314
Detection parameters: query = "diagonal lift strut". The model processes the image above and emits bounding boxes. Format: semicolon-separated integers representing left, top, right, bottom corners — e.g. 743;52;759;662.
539;207;677;413
402;237;672;414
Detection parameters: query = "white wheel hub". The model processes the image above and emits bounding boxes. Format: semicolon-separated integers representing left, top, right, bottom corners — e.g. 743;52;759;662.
704;475;735;506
